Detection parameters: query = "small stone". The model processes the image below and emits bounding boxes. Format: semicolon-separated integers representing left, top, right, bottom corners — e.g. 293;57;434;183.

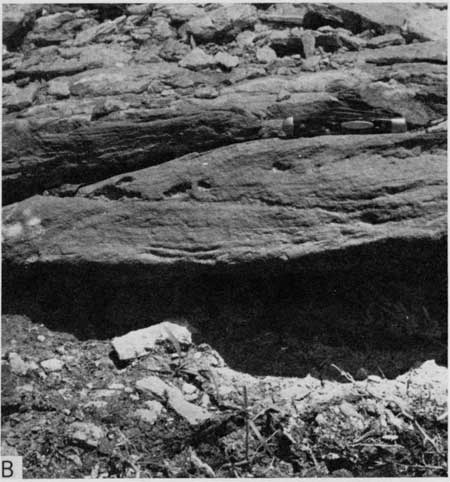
69;422;104;448
194;85;219;99
48;79;70;98
315;413;327;425
136;375;172;399
37;335;46;342
108;383;125;390
182;382;197;395
84;400;108;409
338;32;367;51
135;401;164;425
26;361;39;372
236;30;255;47
179;47;215;71
276;67;292;76
16;77;29;88
17;383;34;392
93;389;117;399
332;469;354;477
368;375;383;383
169;393;211;425
339;401;363;420
40;358;64;372
112;321;192;361
301;55;321;72
159;38;190;62
126;4;153;15
256;46;277;64
9;352;28;375
277;89;291;102
301;31;316;58
135;408;160;425
3;81;40;112
214;51;239;70
137;376;210;425
367;33;405;49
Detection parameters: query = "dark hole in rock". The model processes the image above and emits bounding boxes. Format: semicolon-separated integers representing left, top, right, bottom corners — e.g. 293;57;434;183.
270;38;305;57
273;160;293;171
197;179;212;189
163;181;192;197
3;240;446;382
115;176;135;185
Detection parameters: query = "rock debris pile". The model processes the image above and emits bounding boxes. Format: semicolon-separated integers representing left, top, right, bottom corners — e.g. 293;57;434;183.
1;317;447;477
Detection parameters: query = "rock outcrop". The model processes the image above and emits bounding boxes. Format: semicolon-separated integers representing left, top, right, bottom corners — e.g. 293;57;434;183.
3;131;446;280
2;4;447;204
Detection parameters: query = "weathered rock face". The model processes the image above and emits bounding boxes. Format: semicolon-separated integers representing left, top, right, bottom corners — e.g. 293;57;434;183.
2;3;447;204
2;4;448;321
3;131;446;281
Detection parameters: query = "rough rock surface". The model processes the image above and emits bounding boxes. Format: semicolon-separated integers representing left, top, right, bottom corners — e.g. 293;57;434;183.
1;5;447;478
3;131;446;279
2;4;447;204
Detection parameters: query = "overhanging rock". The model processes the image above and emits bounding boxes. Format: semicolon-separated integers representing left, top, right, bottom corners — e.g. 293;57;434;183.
2;131;446;281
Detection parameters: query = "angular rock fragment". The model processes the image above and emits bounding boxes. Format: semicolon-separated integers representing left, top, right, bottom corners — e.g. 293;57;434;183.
136;375;210;426
256;46;277;63
40;358;64;372
8;352;29;375
47;78;70;98
112;321;192;361
159;38;190;62
367;33;405;49
214;51;239;70
259;3;308;27
179;47;215;70
3;82;40;112
68;422;104;448
134;402;163;425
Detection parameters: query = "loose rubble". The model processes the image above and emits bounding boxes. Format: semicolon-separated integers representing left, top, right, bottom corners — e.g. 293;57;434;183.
1;311;447;478
112;321;192;361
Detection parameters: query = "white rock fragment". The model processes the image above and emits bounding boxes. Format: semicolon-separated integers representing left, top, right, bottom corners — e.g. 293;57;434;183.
112;321;192;361
40;358;64;372
182;382;197;395
256;46;277;63
8;352;29;375
179;47;215;70
37;335;46;342
214;51;239;70
136;375;210;426
135;401;163;425
69;422;105;447
84;401;108;409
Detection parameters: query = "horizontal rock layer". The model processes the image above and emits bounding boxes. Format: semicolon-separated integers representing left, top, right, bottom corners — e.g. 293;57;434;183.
3;131;446;281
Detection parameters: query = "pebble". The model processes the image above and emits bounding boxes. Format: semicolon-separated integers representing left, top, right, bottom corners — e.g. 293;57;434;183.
37;335;46;342
194;85;219;99
135;401;163;425
40;358;64;372
136;375;210;425
9;352;29;375
69;422;105;448
277;89;291;102
256;46;277;64
182;382;197;395
112;321;192;361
